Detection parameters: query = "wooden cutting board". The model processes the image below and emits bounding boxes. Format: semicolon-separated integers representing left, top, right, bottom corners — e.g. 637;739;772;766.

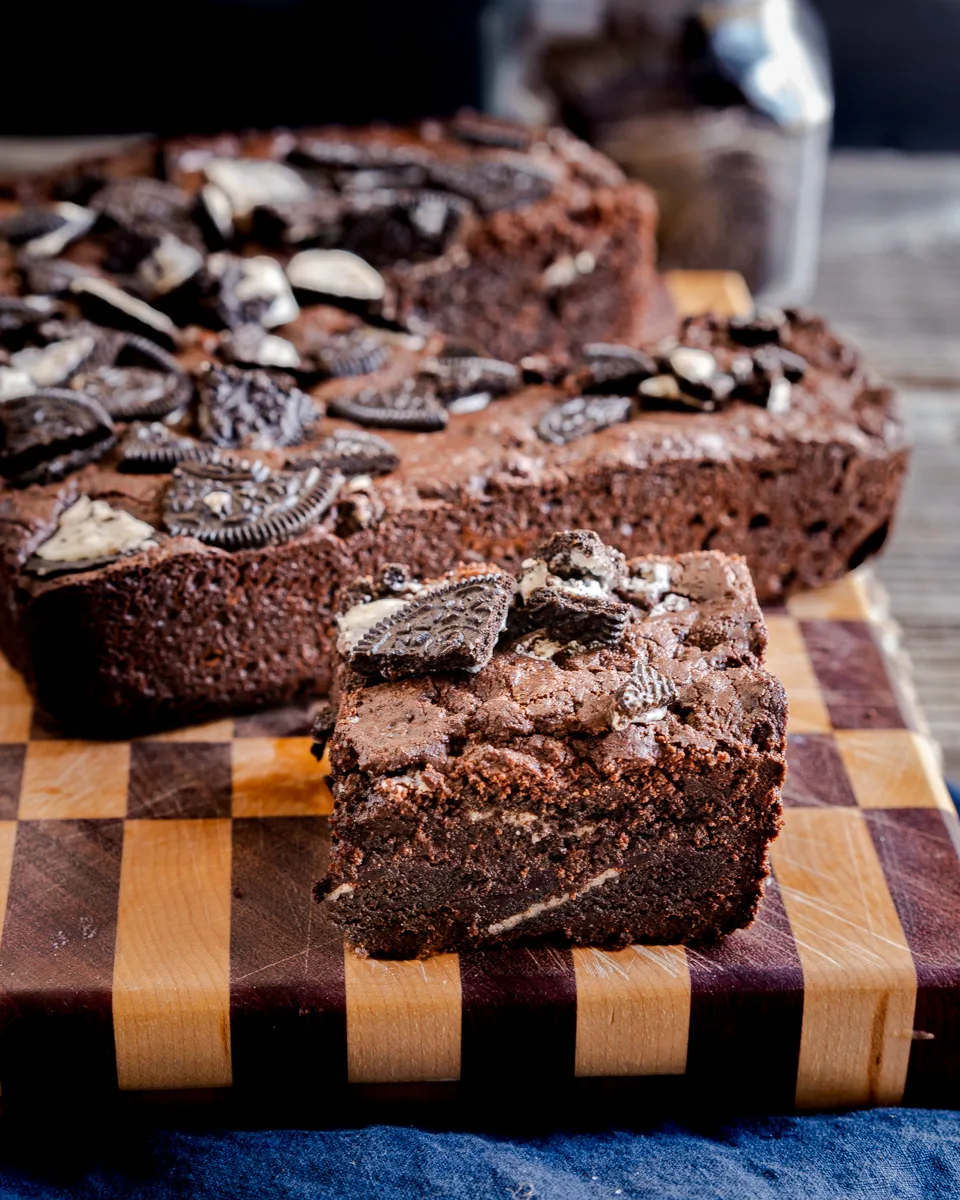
0;272;954;1113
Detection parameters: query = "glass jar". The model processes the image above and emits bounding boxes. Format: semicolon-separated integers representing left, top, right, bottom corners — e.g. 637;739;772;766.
483;0;833;304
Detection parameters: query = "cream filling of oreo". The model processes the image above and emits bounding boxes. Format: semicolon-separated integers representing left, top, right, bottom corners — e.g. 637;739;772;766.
233;330;300;369
11;333;96;388
325;883;355;902
286;249;386;302
517;557;606;601
22;202;96;259
609;705;668;731
648;593;692;618
336;595;410;652
200;183;234;239
231;255;299;327
138;235;204;296
0;367;36;402
69;277;178;340
622;561;673;602
34;496;157;565
203;158;310;220
486;868;621;936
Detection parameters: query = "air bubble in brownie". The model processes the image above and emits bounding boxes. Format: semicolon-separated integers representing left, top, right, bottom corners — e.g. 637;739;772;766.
162;460;342;549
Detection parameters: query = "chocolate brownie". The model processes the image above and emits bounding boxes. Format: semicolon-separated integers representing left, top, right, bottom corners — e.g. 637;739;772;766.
0;116;659;363
316;534;787;958
0;303;905;734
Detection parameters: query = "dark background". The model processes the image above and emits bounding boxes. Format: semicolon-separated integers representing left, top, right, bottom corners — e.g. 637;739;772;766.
4;0;959;149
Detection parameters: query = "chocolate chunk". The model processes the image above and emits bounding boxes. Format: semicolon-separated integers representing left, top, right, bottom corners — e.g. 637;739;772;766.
421;355;520;404
196;364;319;450
162;460;342;549
522;586;631;649
727;310;785;347
69;277;179;350
537;394;632;445
118;422;208;473
315;330;390;378
580;343;656;393
310;699;337;744
610;662;677;728
427;154;558;214
448;112;533;151
0;389;115;486
348;573;514;680
328;378;447;432
296;427;399;476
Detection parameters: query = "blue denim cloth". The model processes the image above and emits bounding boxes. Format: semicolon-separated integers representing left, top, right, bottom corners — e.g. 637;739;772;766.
1;1110;960;1200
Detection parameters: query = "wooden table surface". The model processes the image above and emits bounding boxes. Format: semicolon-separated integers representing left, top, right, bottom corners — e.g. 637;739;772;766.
813;152;960;780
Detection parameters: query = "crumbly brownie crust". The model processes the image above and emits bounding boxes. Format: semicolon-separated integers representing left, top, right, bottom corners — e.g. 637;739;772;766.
318;545;787;958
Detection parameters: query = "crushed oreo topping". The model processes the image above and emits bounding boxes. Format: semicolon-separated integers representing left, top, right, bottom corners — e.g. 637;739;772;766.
420;355;520;404
285;248;386;303
521;586;631;649
0;295;60;348
727;309;786;347
89;177;195;241
162;460;342;549
0;389;115;486
10;332;96;388
25;495;157;578
426;154;557;214
609;662;677;729
327;377;447;432
0;207;70;246
204;253;299;330
18;203;96;259
314;329;390;378
196;364;318;450
448;112;534;151
69;332;192;421
347;572;514;679
203;158;311;223
69;276;179;350
520;353;570;386
118;422;208;473
298;427;399;476
580;343;656;393
524;530;627;596
222;325;301;370
537;394;632;445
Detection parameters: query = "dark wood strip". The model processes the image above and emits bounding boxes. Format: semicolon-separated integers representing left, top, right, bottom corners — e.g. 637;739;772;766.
865;807;960;1106
128;742;232;819
459;946;577;1087
783;733;858;807
800;619;907;729
686;875;804;1109
0;745;25;819
230;816;347;1092
0;819;123;1097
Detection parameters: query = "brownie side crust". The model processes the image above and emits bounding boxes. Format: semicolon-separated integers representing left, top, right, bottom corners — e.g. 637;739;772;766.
319;546;787;958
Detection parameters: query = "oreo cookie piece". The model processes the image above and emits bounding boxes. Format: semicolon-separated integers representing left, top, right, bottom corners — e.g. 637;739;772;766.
609;661;677;729
0;389;115;486
727;310;785;347
20;258;91;297
0;295;60;349
118;422;208;473
197;364;319;450
70;333;192;421
537;394;632;445
163;460;342;549
580;343;656;393
521;586;631;649
328;378;447;432
427;154;558;214
24;495;158;579
69;277;179;351
524;530;628;594
347;572;514;680
315;329;390;378
448;112;534;152
520;353;571;386
9;331;97;389
286;248;386;306
17;203;96;259
421;355;520;404
338;188;472;267
203;253;300;331
0;208;70;246
299;428;399;476
89;177;195;241
222;325;301;371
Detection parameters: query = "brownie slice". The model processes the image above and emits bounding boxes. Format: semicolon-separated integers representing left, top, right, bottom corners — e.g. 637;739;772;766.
0;306;904;734
316;534;787;958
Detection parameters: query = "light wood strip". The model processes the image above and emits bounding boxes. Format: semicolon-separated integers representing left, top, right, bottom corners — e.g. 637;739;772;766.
113;819;232;1090
771;807;916;1108
0;659;31;743
344;952;461;1083
231;738;333;818
573;944;690;1077
764;615;832;734
144;718;235;743
0;821;17;942
787;571;874;621
665;269;753;318
836;729;954;812
20;742;129;819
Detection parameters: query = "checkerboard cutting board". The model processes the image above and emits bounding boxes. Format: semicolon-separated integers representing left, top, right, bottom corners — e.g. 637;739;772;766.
0;273;954;1112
